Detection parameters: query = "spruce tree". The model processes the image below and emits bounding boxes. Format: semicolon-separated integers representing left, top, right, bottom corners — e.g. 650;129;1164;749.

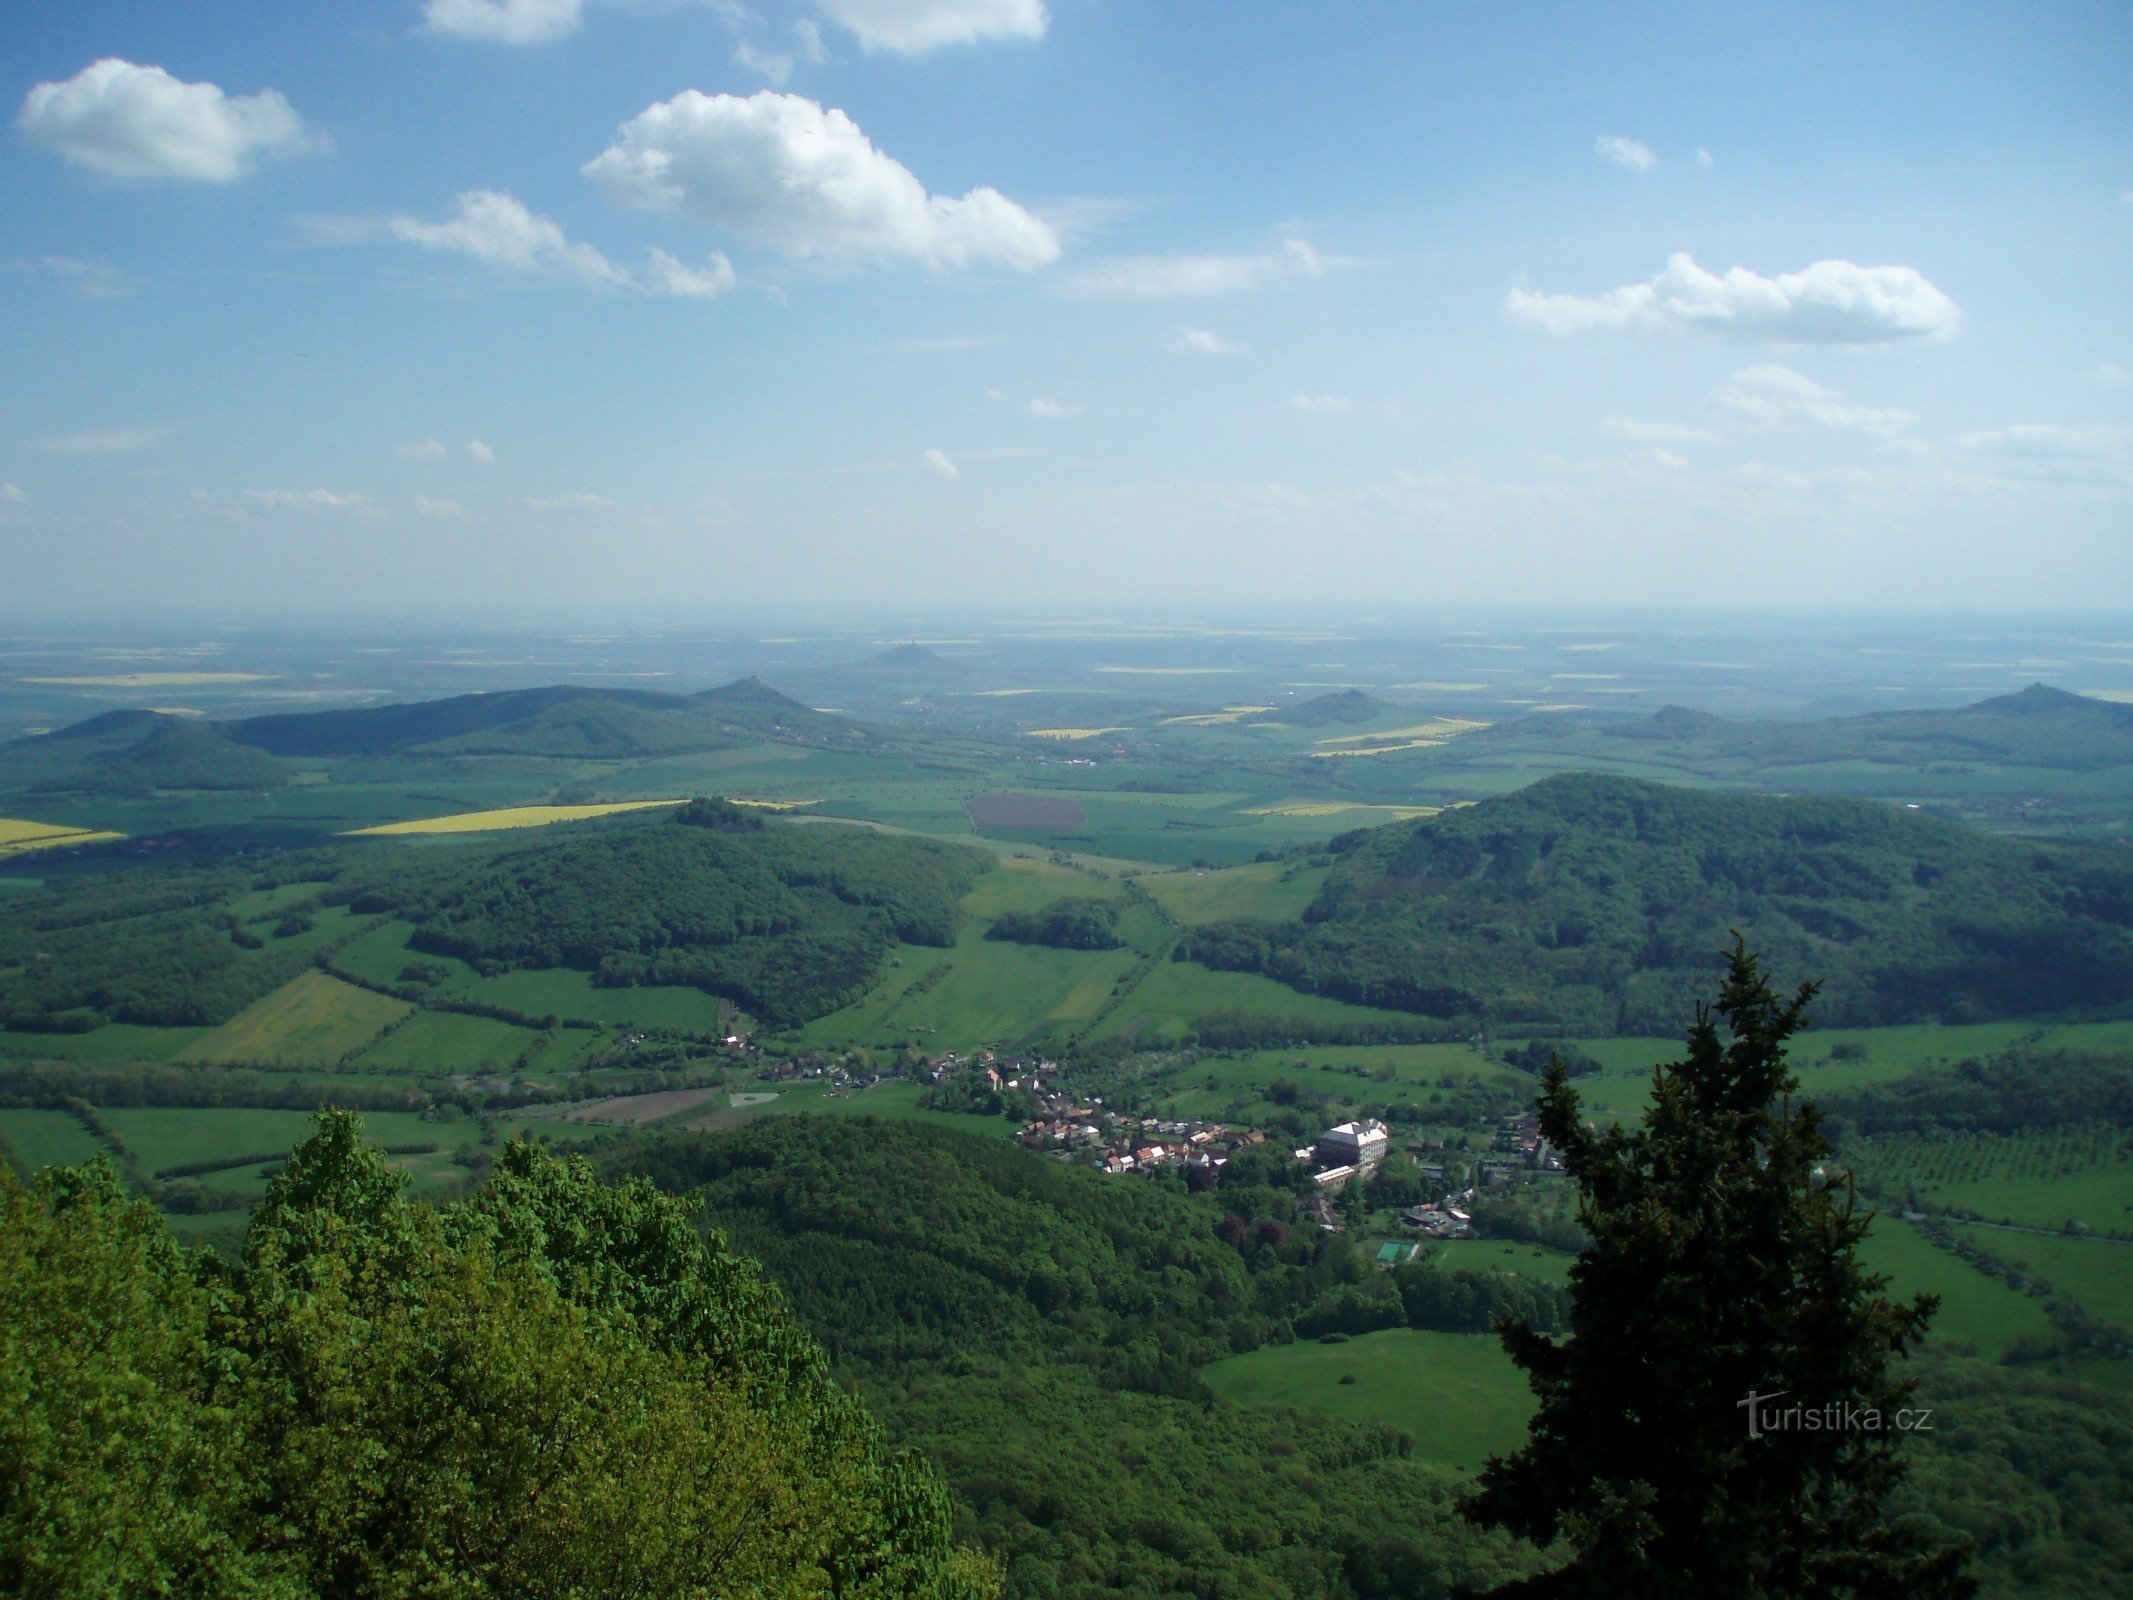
1464;943;1972;1599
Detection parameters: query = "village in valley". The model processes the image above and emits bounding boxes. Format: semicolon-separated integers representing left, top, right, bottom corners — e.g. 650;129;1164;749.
745;1040;1574;1245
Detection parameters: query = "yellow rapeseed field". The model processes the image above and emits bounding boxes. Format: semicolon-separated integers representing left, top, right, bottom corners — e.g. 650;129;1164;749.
346;800;682;836
0;818;126;858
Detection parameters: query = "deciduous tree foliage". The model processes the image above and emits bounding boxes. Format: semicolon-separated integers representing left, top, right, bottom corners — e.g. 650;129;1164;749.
1466;945;1973;1599
0;1112;999;1600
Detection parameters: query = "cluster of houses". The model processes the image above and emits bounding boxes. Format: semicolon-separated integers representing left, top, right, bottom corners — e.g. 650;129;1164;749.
1480;1113;1563;1184
1017;1109;1269;1174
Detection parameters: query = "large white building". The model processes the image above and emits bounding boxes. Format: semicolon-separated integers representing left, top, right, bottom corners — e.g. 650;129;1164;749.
1315;1118;1390;1172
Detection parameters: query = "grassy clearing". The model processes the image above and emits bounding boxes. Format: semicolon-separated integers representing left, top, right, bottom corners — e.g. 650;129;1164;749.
1094;961;1424;1045
456;967;730;1031
347;800;682;836
0;1108;110;1175
1153;1044;1525;1120
1136;860;1329;924
1956;1227;2133;1331
1855;1217;2053;1359
674;1077;1015;1141
1204;1328;1535;1472
175;971;411;1066
0;1022;213;1064
547;1086;730;1126
1426;1239;1578;1285
353;1010;537;1075
799;934;1139;1053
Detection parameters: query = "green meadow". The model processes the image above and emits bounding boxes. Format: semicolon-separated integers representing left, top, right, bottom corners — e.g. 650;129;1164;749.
1855;1217;2054;1359
1204;1328;1536;1472
0;1107;110;1175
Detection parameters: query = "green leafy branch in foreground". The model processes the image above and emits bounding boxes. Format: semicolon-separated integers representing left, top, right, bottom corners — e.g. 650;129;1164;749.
0;1112;999;1600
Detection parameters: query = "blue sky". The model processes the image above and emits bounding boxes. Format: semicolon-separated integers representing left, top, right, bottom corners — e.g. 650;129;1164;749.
2;0;2128;615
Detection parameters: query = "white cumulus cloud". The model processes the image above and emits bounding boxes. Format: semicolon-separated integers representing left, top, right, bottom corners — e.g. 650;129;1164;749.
421;0;584;45
2098;363;2131;387
1063;238;1322;299
1596;135;1657;172
525;491;614;511
1027;397;1080;417
0;483;24;503
1711;365;1915;436
1290;393;1352;413
923;448;959;477
1172;326;1243;356
415;495;468;517
397;438;451;461
18;58;318;183
466;440;498;465
649;248;738;298
1504;252;1961;344
813;0;1046;54
585;90;1058;272
391;190;631;287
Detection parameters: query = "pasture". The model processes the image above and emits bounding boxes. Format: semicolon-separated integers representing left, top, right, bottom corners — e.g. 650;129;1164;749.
460;967;730;1032
352;1010;537;1074
347;800;682;835
1092;961;1430;1045
1204;1328;1536;1472
1136;859;1330;924
175;971;411;1066
1855;1217;2054;1359
797;933;1138;1052
1426;1239;1578;1285
0;1108;111;1175
1957;1226;2133;1332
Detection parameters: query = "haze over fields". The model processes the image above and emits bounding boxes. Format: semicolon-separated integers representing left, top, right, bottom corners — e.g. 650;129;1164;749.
3;1;2130;615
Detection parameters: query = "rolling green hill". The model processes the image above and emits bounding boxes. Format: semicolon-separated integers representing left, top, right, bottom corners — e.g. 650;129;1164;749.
1178;773;2133;1033
353;800;989;1025
224;676;866;761
1595;684;2133;772
0;710;287;796
1251;689;1400;727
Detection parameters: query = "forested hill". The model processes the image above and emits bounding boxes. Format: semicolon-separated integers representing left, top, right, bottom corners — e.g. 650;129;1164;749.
221;676;866;760
1177;773;2133;1033
0;709;287;796
353;799;988;1025
1251;689;1398;727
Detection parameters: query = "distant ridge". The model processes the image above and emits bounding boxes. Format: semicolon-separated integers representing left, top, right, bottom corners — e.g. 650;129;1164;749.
1251;689;1396;727
0;709;286;796
223;676;856;760
861;643;969;677
1602;682;2133;770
